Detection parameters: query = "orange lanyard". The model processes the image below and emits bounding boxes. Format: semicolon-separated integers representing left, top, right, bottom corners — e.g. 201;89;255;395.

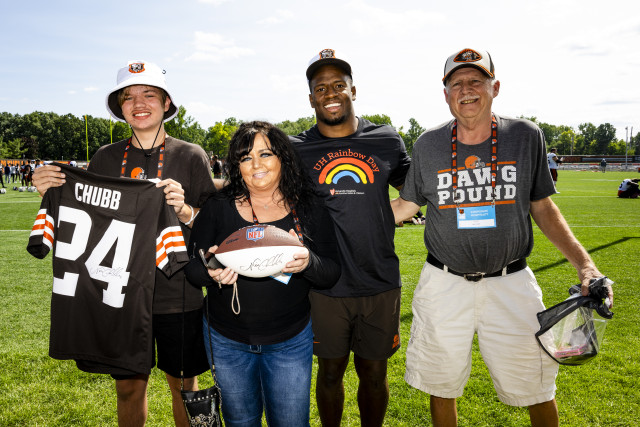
451;114;498;210
120;138;165;180
247;197;304;244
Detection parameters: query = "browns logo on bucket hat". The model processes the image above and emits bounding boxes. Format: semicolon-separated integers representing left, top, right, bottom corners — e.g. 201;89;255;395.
443;48;495;86
105;60;178;122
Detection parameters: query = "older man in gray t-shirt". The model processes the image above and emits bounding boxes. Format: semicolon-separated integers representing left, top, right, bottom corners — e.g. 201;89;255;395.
391;48;611;426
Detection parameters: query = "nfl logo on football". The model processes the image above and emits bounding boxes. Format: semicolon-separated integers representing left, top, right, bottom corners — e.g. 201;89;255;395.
246;227;265;242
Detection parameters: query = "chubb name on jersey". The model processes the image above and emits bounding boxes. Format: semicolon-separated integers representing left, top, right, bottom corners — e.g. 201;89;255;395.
75;183;121;210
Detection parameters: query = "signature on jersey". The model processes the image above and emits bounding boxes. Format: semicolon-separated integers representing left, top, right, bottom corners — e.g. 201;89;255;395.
91;266;124;279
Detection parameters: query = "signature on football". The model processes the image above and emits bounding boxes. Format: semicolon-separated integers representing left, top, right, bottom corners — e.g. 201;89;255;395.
240;253;286;272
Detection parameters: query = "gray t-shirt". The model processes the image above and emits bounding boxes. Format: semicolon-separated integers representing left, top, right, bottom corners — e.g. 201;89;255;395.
400;115;555;273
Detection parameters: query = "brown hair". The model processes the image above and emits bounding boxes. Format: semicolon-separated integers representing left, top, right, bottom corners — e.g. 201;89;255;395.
117;86;167;107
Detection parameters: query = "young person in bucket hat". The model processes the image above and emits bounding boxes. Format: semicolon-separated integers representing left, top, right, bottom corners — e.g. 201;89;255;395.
391;48;613;426
33;60;216;426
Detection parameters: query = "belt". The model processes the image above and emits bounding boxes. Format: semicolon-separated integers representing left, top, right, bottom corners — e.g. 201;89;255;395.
426;253;527;282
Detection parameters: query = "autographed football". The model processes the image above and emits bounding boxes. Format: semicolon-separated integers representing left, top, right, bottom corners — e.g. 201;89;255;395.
214;225;304;278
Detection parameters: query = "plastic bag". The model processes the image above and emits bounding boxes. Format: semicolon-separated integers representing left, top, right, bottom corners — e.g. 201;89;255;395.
535;277;613;366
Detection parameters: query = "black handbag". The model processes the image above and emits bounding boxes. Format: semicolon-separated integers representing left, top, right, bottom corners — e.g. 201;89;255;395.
180;279;223;426
181;384;222;427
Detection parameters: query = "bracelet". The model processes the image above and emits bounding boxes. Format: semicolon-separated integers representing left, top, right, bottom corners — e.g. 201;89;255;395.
183;204;196;226
188;209;199;226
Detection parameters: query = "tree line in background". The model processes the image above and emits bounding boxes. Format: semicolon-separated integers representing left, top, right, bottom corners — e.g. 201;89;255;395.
0;108;637;162
524;117;637;157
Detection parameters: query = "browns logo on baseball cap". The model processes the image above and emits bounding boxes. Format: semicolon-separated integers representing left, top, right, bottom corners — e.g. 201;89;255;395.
306;48;352;82
443;48;495;86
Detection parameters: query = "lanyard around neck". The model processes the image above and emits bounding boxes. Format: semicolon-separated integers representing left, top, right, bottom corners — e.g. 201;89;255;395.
120;137;166;179
451;114;498;209
247;196;304;244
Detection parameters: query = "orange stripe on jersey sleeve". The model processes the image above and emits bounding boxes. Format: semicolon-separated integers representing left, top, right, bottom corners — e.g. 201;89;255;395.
31;212;48;231
165;230;183;239
156;252;167;267
156;230;184;251
30;218;53;233
165;240;186;249
31;223;46;232
156;228;186;267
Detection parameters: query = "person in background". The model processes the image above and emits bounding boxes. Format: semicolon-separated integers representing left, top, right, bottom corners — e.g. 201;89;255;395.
11;163;18;183
617;178;639;198
25;161;34;186
547;148;561;190
211;154;223;179
21;161;29;186
392;48;612;427
185;121;340;426
3;163;10;185
600;158;607;173
32;59;215;427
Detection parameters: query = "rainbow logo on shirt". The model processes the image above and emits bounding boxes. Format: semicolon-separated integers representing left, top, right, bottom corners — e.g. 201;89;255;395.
318;158;376;185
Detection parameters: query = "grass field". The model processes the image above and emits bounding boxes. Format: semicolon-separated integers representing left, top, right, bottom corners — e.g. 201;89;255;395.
1;170;638;426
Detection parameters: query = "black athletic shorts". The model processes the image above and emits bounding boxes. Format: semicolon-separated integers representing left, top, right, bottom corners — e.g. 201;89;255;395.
309;288;401;360
153;308;210;378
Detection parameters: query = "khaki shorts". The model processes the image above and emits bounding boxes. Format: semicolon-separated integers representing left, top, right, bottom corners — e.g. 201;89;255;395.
309;288;401;360
404;263;558;407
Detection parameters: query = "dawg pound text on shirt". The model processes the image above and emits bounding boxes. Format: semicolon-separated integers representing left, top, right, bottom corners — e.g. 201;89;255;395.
437;164;516;206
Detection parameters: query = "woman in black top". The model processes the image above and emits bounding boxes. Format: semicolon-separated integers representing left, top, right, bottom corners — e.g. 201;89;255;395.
185;121;340;426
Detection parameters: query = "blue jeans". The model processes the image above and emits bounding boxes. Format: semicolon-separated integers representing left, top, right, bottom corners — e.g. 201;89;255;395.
203;318;313;427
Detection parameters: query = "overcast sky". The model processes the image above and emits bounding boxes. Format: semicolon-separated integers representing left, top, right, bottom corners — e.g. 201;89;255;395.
2;0;639;140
